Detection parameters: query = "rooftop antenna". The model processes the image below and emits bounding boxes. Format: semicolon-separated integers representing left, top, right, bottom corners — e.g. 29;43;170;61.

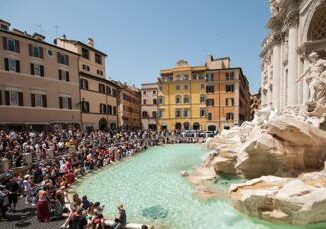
35;24;45;34
54;25;58;37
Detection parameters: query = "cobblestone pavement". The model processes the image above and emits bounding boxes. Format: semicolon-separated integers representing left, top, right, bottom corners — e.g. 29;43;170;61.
0;197;65;229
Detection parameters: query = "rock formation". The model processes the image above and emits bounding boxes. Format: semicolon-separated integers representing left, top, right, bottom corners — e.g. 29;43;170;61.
201;55;326;224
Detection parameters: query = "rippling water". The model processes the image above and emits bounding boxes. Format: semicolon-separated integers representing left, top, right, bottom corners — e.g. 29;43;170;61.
74;144;326;229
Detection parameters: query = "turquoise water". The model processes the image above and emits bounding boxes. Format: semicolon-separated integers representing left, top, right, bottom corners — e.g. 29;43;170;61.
74;144;326;229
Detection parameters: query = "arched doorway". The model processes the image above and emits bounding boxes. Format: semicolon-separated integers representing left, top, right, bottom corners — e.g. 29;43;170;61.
183;122;190;130
207;125;216;132
98;118;107;130
175;122;182;130
308;2;326;42
193;122;200;130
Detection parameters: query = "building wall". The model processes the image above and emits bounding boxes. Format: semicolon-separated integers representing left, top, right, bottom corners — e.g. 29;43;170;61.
56;37;118;130
261;0;326;110
141;83;158;129
157;57;250;132
0;28;81;127
117;86;141;129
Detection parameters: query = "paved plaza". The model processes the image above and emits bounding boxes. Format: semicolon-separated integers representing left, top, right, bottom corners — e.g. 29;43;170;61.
0;198;64;229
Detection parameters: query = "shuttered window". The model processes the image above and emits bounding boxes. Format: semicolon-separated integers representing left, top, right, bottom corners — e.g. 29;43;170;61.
4;90;23;106
4;58;20;72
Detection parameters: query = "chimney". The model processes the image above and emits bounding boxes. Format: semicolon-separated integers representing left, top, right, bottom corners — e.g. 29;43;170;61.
88;37;94;47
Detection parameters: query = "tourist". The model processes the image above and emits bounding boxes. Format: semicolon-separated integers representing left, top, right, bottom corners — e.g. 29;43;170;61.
82;195;91;210
112;204;127;229
70;207;88;229
36;190;50;222
23;175;33;205
0;184;9;219
7;177;19;212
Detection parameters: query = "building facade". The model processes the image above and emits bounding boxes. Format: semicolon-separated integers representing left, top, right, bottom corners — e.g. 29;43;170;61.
56;36;119;130
157;56;250;132
261;0;326;110
115;82;141;129
141;83;158;130
250;89;261;120
0;20;81;130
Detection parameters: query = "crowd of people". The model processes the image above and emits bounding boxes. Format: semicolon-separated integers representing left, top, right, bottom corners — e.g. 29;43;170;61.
0;128;161;228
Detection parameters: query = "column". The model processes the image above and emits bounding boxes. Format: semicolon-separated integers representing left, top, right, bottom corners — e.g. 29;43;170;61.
286;11;299;106
272;41;281;109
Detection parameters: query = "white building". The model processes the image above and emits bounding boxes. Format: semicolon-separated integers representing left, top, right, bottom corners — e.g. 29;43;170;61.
261;0;326;110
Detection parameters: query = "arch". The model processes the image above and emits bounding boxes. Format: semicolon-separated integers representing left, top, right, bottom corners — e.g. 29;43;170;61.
98;118;107;130
307;1;326;41
175;122;182;130
207;125;216;132
183;122;190;130
193;122;200;130
302;0;326;42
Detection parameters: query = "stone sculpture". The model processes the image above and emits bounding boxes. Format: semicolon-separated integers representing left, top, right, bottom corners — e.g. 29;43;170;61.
297;52;326;104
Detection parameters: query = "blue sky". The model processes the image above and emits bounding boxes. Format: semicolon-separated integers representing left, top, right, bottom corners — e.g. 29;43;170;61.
1;0;270;92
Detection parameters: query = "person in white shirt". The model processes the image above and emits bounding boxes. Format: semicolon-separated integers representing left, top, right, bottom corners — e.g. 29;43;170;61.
23;175;33;205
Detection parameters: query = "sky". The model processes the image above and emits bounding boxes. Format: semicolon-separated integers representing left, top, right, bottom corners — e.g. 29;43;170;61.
0;0;270;93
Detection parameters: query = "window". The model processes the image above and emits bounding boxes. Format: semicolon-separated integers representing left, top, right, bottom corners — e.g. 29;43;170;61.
175;109;181;118
206;85;214;93
99;84;106;93
58;70;69;81
7;38;19;52
176;75;181;81
158;110;164;118
142;111;148;118
175;96;181;104
176;85;180;90
226;98;235;106
207;112;212;121
95;54;102;64
207;73;214;81
81;101;89;112
152;111;157;118
5;90;23;106
183;109;190;118
184;74;189;80
59;96;72;109
143;90;146;95
183;96;190;104
158;97;164;105
143;99;147;105
29;45;43;58
106;86;111;95
226;85;235;92
184;84;189;90
226;72;234;81
113;106;117;115
112;89;117;97
82;64;90;71
57;53;69;65
153;99;157;105
201;84;205;89
82;48;89;59
31;94;47;107
80;79;89;90
107;105;112;115
31;64;44;77
192;74;197;80
206;99;214;107
153;90;156;94
100;104;107;114
200;95;206;103
4;58;20;72
226;112;234;120
97;69;103;75
200;108;206;118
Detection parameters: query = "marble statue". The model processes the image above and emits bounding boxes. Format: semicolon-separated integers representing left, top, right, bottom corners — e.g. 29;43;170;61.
269;0;282;16
297;52;326;104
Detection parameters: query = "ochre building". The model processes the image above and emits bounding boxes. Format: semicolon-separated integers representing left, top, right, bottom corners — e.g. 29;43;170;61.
157;56;250;132
0;19;81;130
